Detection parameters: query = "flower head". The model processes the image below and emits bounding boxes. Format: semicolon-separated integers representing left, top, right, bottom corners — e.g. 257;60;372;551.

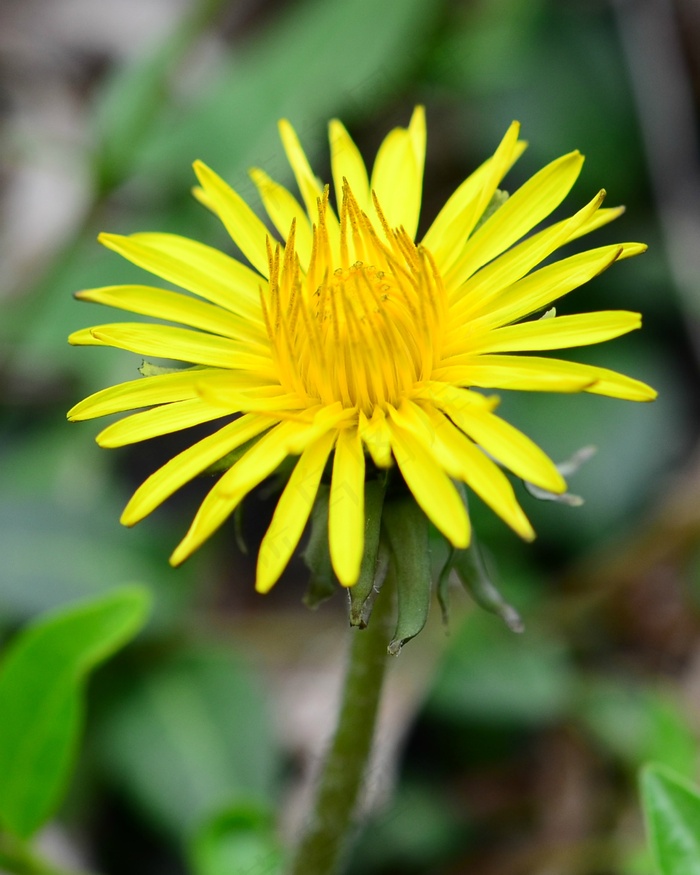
68;107;655;592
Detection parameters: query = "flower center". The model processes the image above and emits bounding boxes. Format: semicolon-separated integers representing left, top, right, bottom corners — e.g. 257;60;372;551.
262;184;446;416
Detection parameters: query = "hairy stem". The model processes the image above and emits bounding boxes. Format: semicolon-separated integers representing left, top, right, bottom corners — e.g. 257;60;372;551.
289;582;394;875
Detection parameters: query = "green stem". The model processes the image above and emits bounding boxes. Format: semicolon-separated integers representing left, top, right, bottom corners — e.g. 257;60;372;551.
0;832;100;875
288;581;394;875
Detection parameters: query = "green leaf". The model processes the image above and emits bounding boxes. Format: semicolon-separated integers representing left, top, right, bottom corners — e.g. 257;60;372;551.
0;587;151;838
189;802;285;875
427;612;574;725
93;647;278;837
576;681;697;775
640;764;700;875
302;486;338;608
131;0;440;189
349;480;387;627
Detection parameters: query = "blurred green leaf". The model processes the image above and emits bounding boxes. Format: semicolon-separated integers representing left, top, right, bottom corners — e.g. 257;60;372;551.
348;781;466;874
0;426;193;628
640;764;700;875
94;647;278;838
576;681;697;775
131;0;440;188
426;611;574;725
189;802;285;875
92;0;230;194
0;587;150;838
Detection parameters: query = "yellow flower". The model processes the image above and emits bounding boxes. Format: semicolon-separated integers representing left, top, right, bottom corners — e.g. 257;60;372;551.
68;107;655;592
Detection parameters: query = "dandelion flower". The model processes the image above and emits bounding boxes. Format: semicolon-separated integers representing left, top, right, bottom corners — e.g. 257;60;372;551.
68;107;656;592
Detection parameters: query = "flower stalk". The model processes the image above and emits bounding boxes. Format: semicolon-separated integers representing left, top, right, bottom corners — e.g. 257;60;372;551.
289;577;395;875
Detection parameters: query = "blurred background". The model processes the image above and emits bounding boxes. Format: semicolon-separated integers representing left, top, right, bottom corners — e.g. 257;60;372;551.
1;0;699;872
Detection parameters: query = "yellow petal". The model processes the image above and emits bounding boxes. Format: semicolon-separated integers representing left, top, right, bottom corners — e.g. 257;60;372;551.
466;311;642;355
460;243;645;333
434;354;657;401
442;403;565;493
369;110;424;237
446;150;585;288
278;120;341;262
170;420;312;565
76;285;265;344
358;408;393;468
412;381;499;412
249;168;313;266
329;118;370;212
329;427;365;586
387;419;470;548
423;406;534;540
96;398;227;448
195;377;302;411
99;232;263;321
449;189;608;315
278;119;326;217
122;414;272;525
256;429;336;593
422;127;526;270
568;205;626;240
192;161;271;277
86;323;275;375
67;369;211;421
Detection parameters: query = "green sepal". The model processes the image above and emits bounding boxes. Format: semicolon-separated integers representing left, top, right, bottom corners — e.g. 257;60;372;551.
302;486;338;609
452;539;524;633
436;546;455;626
349;479;388;628
382;498;431;655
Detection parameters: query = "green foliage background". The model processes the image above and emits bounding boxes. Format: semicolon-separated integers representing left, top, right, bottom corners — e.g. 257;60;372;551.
0;0;699;873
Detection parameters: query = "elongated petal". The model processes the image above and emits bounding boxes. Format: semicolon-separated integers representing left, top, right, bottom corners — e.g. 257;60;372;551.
249;168;313;265
358;408;393;468
122;414;272;525
387;415;470;547
450;189;608;314
97;398;228;448
329;119;370;212
467;311;642;354
412;381;499;412
369;130;415;232
192;161;271;277
170;420;314;565
99;232;263;321
421;129;527;269
76;285;265;344
446;151;585;288
82;323;275;375
434;354;657;401
256;429;336;593
329;427;365;586
67;369;216;421
422;406;535;540
369;107;425;238
434;123;525;278
459;243;644;333
195;376;302;411
569;205;626;239
278;119;326;217
441;402;565;493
